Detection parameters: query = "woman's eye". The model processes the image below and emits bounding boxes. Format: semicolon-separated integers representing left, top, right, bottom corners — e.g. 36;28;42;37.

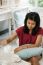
28;22;34;25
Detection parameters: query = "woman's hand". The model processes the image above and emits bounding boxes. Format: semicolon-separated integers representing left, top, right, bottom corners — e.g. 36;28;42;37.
14;46;23;53
0;40;7;46
14;44;35;53
14;44;28;53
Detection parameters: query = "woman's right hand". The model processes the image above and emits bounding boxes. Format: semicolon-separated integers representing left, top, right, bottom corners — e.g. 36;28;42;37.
0;40;7;46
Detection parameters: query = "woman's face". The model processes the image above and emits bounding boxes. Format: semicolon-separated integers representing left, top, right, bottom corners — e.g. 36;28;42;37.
27;19;36;30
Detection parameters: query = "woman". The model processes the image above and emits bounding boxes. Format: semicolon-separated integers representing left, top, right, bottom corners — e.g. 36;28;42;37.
0;12;43;65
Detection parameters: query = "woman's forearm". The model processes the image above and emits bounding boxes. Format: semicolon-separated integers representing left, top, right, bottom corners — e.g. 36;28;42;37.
14;44;33;53
14;44;34;53
14;44;40;53
0;32;18;46
27;44;38;48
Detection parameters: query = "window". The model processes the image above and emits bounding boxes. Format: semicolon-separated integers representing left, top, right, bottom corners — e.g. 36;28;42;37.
29;0;35;6
29;0;43;7
38;0;43;7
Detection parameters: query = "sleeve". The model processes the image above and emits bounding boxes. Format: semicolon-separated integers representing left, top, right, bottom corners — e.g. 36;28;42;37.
39;28;43;36
15;27;22;38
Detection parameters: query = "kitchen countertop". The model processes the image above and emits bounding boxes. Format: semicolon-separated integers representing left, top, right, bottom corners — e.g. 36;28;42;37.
0;45;31;65
0;45;43;65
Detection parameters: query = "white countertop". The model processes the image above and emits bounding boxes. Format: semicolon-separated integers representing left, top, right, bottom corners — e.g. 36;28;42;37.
0;45;30;65
0;45;43;65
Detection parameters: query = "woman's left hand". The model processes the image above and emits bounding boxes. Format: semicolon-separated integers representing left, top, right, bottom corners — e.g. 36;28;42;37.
14;46;23;53
14;45;27;53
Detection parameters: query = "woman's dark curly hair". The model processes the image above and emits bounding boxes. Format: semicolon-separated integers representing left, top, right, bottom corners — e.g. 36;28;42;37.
24;12;40;35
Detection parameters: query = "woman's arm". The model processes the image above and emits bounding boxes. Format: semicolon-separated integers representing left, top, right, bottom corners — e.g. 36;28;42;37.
22;35;42;48
0;32;17;46
14;35;42;53
26;35;42;48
